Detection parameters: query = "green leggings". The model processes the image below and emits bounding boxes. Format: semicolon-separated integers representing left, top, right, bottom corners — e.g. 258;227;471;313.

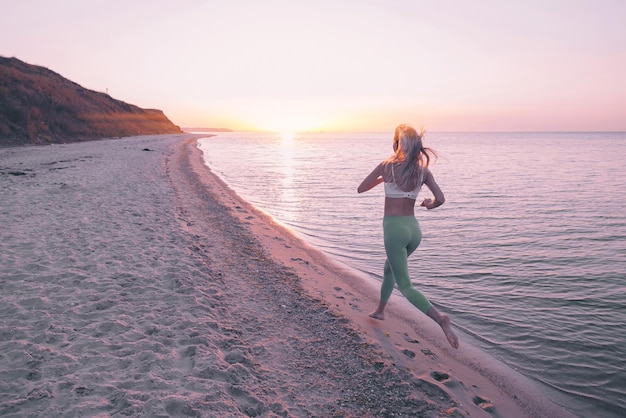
381;216;433;313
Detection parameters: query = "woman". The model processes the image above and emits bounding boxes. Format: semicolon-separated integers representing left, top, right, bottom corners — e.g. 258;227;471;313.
358;124;459;349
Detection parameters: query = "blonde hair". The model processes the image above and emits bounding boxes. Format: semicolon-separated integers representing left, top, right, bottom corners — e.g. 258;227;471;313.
384;124;437;191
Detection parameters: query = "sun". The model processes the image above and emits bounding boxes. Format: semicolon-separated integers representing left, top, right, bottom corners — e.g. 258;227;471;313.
280;131;295;142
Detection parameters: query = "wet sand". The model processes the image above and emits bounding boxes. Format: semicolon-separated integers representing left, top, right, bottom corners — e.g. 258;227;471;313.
0;135;574;417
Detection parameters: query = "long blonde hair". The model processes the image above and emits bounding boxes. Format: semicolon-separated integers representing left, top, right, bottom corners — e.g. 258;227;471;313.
384;124;437;191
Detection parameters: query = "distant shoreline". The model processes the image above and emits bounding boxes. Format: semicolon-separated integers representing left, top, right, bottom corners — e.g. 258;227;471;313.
182;127;233;133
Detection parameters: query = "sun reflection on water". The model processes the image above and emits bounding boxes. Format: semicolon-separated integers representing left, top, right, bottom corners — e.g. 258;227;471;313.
278;132;297;222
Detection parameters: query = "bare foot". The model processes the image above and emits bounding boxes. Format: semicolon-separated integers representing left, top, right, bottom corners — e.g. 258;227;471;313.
369;301;387;320
439;314;459;349
368;310;385;320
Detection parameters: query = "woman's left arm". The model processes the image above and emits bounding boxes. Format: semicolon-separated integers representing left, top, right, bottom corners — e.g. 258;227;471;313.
420;169;445;209
358;163;384;193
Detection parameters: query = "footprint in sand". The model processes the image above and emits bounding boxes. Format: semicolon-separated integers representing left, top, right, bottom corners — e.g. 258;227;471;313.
227;385;266;417
431;371;449;382
419;366;459;391
401;349;416;358
291;257;310;265
421;349;436;359
180;345;196;372
291;257;322;274
197;367;234;384
224;349;247;365
333;286;347;300
75;386;93;396
473;395;495;412
165;398;201;417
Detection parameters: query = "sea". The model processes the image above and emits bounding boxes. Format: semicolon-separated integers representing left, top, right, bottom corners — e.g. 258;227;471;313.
197;131;626;417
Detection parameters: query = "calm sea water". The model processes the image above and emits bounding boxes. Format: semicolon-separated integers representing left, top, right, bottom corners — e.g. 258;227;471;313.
198;131;626;417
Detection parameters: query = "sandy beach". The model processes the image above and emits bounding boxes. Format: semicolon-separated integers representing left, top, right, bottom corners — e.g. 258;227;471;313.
0;135;575;417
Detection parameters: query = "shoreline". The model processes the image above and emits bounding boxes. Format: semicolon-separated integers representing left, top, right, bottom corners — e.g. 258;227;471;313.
0;134;574;416
186;137;577;418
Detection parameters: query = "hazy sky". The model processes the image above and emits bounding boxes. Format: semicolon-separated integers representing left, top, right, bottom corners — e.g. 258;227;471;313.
1;0;625;132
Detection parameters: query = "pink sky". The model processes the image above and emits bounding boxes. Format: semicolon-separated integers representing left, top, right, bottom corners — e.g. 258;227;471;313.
1;0;625;132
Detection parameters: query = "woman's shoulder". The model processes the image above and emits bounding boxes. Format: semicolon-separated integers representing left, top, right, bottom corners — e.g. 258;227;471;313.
378;160;393;182
421;167;436;184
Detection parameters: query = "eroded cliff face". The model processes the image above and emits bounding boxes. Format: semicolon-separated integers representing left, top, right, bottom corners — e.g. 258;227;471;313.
0;56;182;146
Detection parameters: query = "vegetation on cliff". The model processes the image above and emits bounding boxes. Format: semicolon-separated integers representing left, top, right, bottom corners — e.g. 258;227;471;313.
0;56;182;146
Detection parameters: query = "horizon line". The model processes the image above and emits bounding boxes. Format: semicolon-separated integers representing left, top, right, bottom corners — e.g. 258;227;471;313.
183;128;626;134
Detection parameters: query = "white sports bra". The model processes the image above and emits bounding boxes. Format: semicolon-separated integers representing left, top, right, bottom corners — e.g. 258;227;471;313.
384;165;421;199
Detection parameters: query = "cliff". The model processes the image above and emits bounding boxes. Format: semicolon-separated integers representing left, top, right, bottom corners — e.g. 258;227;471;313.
0;56;182;146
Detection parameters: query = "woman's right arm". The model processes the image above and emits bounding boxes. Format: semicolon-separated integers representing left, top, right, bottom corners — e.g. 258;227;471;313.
358;163;384;193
